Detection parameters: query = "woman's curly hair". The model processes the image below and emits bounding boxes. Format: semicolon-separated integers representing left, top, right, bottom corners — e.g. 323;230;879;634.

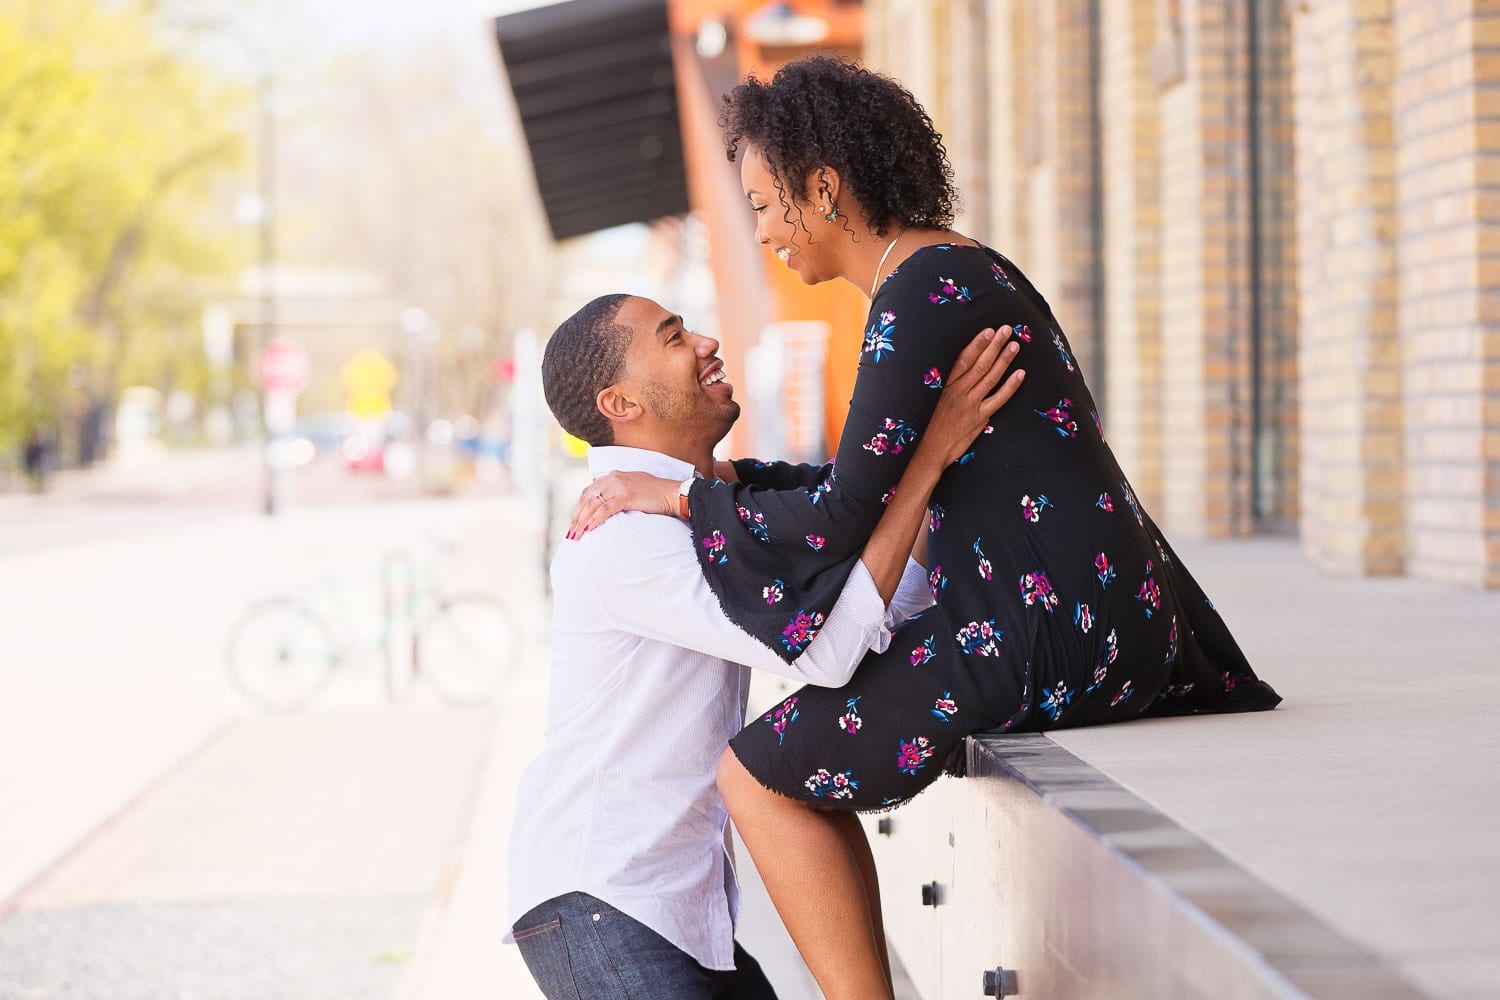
720;56;956;238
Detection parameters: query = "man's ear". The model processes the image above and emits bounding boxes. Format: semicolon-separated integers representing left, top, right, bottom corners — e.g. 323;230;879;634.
596;384;642;427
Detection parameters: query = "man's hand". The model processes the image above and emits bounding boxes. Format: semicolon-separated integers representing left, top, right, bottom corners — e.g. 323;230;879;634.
916;326;1024;472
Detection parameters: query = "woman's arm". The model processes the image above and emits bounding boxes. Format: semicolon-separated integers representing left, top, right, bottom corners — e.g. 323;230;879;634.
855;328;1022;603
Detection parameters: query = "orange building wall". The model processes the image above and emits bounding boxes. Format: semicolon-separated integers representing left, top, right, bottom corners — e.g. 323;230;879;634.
670;0;872;456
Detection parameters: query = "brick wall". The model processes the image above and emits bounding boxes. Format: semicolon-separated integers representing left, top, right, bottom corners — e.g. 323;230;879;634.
1098;0;1165;509
1155;0;1256;537
860;0;1498;586
1290;0;1405;576
1392;0;1500;587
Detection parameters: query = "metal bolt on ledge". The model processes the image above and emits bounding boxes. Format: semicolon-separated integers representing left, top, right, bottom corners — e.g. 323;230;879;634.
982;966;1018;997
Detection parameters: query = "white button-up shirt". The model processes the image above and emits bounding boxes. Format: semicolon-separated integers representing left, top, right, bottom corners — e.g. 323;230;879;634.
508;445;931;970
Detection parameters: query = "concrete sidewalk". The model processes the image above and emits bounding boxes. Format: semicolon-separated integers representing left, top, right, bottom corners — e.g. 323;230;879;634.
1043;537;1500;998
0;710;495;1000
0;673;820;1000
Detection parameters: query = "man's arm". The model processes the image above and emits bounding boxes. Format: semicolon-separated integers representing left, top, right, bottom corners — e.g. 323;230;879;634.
586;514;890;688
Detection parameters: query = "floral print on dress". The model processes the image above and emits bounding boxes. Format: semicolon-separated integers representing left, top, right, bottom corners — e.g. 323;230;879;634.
955;619;1003;656
1164;615;1179;663
863;417;918;457
1086;628;1120;694
991;261;1016;291
1041;681;1073;722
838;697;864;734
1096;492;1114;512
805;534;826;551
806;473;836;506
1163;682;1195;700
1121;479;1145;526
1110;681;1135;707
1136;560;1161;618
780;610;826;653
702;530;728;566
764;696;799;744
862;311;896;363
1095;552;1116;587
1019;570;1060;612
973;538;993;581
923;367;943;389
1036;397;1079;438
1021;494;1053;523
880;486;896;505
1013;323;1033;342
928;504;945;532
736;504;770;542
1050;328;1075;373
932;692;958;723
928;565;948;600
1074;601;1094;634
1092;410;1104;436
929;276;972;305
762;579;785;605
910;635;938;666
897;736;935;775
1222;670;1255;693
805;768;858;799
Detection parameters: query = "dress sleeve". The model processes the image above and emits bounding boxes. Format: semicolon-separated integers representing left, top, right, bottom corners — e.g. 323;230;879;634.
730;458;833;492
685;246;1031;661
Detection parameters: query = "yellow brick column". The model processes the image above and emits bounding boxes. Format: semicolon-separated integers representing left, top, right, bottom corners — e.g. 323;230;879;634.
1154;0;1255;537
1393;0;1500;587
983;1;1025;253
1289;0;1405;575
1098;0;1164;509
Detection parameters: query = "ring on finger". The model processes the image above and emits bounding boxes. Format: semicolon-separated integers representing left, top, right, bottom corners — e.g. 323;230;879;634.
593;490;605;501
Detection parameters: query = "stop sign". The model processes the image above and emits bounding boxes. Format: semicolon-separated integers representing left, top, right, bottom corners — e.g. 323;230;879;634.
259;337;310;393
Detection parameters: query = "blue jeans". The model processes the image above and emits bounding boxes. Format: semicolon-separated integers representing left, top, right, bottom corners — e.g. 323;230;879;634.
512;892;778;1000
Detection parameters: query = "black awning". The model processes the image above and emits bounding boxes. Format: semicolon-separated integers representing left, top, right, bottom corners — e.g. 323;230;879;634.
495;0;689;241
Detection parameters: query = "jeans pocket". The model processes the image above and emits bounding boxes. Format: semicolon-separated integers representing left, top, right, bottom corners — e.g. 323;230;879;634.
512;917;562;942
514;918;583;1000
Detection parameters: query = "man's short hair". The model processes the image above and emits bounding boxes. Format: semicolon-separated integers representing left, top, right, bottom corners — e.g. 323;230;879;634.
542;294;634;447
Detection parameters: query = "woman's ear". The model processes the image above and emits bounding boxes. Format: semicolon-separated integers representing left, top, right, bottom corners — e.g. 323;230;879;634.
596;384;642;426
811;165;842;213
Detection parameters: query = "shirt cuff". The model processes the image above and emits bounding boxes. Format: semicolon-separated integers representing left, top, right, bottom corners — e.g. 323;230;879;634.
886;558;935;627
820;560;894;657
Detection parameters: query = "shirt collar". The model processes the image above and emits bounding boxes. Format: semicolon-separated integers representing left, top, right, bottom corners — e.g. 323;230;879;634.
587;445;698;481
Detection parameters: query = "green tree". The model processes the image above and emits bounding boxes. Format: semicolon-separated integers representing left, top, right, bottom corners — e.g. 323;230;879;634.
0;0;247;460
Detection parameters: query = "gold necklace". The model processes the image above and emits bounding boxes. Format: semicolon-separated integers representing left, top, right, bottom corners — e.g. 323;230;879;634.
869;228;907;298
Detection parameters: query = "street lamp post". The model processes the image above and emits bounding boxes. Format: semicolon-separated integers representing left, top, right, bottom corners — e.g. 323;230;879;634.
164;16;278;514
253;62;277;515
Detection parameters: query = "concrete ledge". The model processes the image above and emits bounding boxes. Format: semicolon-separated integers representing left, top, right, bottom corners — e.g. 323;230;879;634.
963;733;1429;999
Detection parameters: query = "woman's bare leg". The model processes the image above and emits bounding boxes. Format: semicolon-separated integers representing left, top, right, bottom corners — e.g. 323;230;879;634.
828;809;891;986
718;748;893;1000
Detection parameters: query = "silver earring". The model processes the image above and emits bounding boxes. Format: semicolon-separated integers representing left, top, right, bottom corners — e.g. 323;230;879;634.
824;206;838;223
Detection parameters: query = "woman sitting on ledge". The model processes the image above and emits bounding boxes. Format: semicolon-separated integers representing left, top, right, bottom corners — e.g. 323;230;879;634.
571;56;1281;1000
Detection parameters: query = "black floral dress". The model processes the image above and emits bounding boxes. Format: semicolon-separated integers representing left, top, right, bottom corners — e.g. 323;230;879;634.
686;244;1280;811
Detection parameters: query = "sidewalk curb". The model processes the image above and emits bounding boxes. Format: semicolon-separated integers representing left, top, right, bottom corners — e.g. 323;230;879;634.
393;708;501;1000
0;719;235;925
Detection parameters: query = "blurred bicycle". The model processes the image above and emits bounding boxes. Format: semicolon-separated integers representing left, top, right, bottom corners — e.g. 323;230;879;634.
226;540;519;710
